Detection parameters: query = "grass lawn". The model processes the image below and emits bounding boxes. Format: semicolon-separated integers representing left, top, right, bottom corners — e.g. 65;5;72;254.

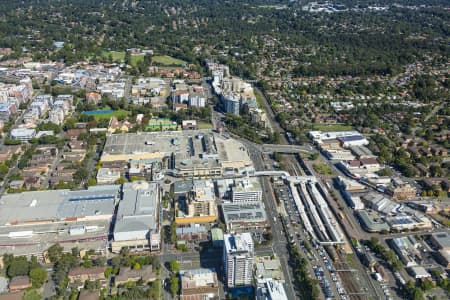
255;92;264;107
91;110;130;121
198;121;213;130
313;124;353;131
102;51;126;62
130;54;145;66
152;55;186;66
312;163;334;175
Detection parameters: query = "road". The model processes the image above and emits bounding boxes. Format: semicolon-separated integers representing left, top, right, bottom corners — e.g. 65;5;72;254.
254;87;285;136
241;139;297;299
411;101;446;135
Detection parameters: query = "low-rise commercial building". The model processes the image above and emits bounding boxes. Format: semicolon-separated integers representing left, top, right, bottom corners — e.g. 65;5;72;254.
408;266;431;280
180;268;219;300
386;214;432;231
391;236;420;267
254;256;285;285
96;168;121;184
0;185;119;258
430;232;450;250
176;225;209;242
256;280;288;300
355;210;390;233
385;178;417;200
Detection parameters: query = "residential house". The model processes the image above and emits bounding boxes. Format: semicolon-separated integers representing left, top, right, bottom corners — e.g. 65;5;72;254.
68;140;86;153
24;176;40;189
68;267;106;283
107;117;132;133
114;265;157;286
182;120;198;130
0;291;24;300
66;128;87;141
85;92;102;104
9;180;24;190
77;290;100;300
8;276;31;292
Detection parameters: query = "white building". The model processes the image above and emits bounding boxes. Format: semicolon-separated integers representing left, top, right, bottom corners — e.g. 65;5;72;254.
256;280;288;300
48;108;65;125
96;168;121;184
231;178;262;203
189;93;206;107
223;232;254;287
10;128;36;141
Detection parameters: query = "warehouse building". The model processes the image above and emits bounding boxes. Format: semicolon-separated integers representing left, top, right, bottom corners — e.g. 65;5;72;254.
390;236;420;267
386;214;432;231
430;232;450;250
355;210;390;233
112;182;161;253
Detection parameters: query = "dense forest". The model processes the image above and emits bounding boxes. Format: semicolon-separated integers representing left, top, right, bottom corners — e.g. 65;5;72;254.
0;0;448;77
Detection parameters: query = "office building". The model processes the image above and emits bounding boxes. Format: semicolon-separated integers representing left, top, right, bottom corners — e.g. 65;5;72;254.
223;232;254;287
222;202;268;232
231;177;262;203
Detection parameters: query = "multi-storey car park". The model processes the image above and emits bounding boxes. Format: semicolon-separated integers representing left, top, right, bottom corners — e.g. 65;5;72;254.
285;176;345;245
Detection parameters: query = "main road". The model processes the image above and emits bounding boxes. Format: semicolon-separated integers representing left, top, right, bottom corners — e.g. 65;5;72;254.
241;138;297;299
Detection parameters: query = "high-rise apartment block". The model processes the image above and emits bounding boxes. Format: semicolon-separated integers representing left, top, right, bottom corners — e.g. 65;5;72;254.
223;232;254;287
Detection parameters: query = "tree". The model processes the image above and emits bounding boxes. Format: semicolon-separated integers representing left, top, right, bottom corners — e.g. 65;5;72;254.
310;153;319;160
23;289;41;300
412;287;424;300
47;244;64;263
169;276;179;296
169;260;179;274
29;268;48;288
377;168;393;177
147;280;161;299
7;257;29;277
73;168;88;184
115;177;126;184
